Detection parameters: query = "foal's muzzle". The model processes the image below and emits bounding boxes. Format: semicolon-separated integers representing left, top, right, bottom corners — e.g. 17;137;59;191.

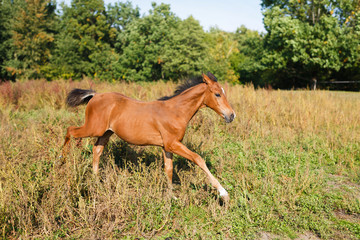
224;112;235;123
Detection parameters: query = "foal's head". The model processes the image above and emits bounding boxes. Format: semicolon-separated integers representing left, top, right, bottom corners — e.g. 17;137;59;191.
202;72;236;123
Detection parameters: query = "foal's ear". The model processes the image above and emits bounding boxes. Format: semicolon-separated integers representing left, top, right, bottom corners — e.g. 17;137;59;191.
202;73;214;85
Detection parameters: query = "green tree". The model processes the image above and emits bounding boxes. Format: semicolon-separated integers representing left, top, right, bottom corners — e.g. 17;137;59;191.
6;0;56;80
106;1;140;34
50;0;121;80
0;0;15;80
261;0;360;88
231;25;265;85
117;3;207;81
161;16;207;79
117;3;179;81
204;28;239;83
106;1;140;51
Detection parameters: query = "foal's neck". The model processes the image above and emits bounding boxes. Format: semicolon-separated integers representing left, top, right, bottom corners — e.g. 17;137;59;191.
172;83;207;122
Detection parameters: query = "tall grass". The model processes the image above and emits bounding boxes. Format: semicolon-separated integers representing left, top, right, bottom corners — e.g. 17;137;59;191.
0;79;359;239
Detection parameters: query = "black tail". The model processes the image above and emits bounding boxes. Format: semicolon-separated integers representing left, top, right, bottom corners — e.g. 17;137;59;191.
66;88;96;107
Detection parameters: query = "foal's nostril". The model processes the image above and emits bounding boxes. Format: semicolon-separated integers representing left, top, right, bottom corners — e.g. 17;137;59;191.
230;113;235;122
225;113;235;123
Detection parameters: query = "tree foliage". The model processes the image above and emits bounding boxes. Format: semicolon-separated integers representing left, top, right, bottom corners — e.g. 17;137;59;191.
5;0;56;80
106;1;140;35
0;0;359;89
232;26;265;85
260;0;360;88
203;28;240;83
117;3;208;81
0;0;15;80
48;0;121;80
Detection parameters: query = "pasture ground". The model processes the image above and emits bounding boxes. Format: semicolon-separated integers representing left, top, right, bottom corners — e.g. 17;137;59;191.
0;79;359;239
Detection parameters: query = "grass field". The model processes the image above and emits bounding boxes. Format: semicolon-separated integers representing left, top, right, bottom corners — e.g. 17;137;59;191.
0;79;359;239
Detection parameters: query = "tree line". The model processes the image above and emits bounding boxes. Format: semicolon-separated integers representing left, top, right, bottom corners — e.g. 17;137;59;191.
0;0;359;89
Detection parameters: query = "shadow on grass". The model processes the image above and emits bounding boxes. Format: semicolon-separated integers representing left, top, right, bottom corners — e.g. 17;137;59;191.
102;139;215;186
104;140;159;169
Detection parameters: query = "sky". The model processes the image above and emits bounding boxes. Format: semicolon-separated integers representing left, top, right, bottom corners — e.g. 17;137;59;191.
60;0;265;33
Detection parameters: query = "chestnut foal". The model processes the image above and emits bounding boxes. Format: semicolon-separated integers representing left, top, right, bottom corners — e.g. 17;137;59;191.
62;72;235;200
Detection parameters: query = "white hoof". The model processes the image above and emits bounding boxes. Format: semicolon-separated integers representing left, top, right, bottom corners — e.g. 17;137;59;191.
219;187;229;198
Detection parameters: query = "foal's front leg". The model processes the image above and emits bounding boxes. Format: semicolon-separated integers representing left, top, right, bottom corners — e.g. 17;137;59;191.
168;141;229;201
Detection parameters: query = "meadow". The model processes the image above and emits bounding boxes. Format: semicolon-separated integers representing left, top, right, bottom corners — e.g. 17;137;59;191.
0;79;359;239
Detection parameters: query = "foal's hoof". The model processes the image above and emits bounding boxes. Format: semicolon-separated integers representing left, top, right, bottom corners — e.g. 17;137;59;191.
221;194;230;202
219;188;230;203
219;193;230;207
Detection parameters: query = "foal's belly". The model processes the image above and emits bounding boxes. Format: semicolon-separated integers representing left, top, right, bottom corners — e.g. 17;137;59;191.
111;120;163;147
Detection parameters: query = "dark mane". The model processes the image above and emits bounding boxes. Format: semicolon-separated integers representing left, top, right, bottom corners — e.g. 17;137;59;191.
158;76;203;101
158;72;217;101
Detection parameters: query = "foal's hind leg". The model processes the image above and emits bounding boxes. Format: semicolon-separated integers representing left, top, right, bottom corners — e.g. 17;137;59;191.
62;126;89;147
162;149;173;186
92;130;113;174
61;125;93;158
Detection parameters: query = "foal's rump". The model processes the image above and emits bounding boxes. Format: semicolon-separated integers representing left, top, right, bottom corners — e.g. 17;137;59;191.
65;90;116;138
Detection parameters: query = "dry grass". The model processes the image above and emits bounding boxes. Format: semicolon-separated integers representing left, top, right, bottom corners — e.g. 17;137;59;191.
0;79;359;239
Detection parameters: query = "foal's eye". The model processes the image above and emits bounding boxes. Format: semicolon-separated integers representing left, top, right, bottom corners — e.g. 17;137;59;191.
215;93;221;98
